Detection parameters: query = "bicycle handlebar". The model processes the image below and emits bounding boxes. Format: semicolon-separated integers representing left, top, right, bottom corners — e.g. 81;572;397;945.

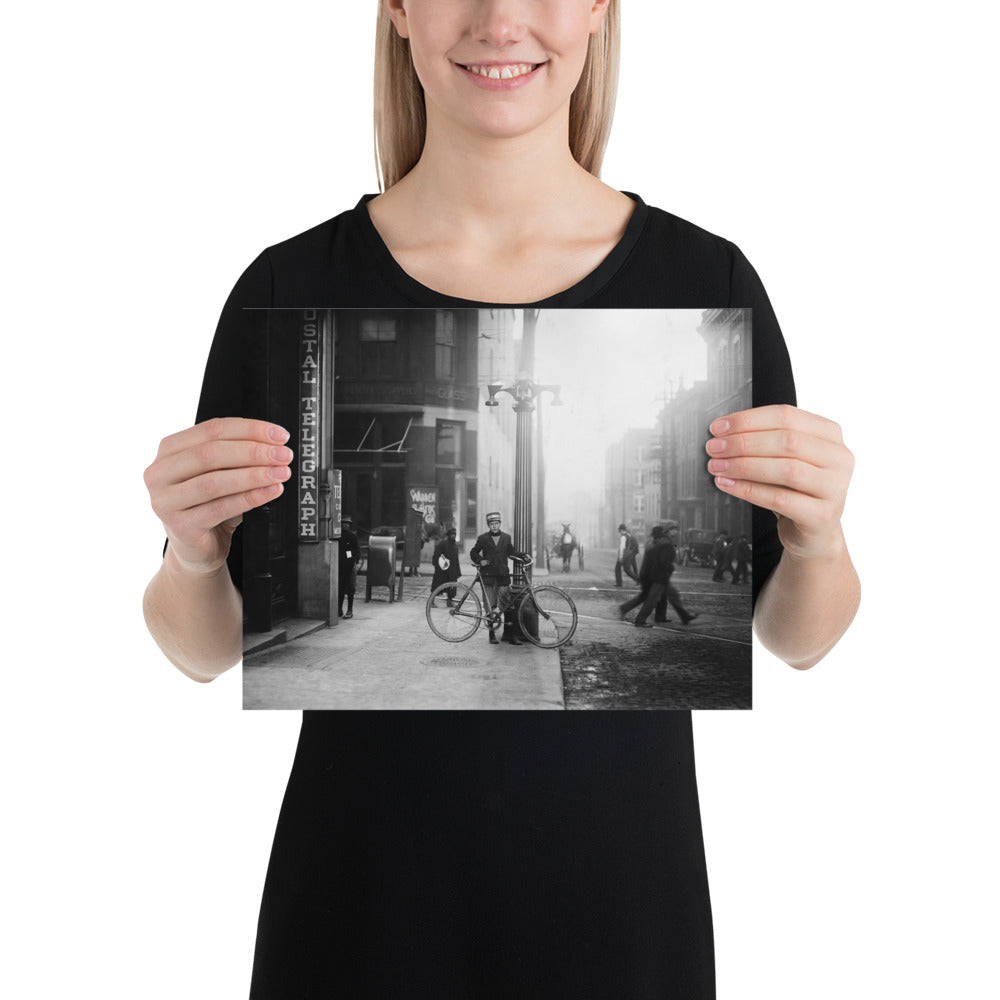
475;553;533;569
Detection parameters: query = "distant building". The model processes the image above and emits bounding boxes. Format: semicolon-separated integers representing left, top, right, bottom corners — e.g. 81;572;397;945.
657;380;709;535
699;307;752;539
604;427;660;546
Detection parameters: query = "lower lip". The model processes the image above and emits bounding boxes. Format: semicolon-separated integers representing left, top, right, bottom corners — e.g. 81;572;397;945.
455;63;544;91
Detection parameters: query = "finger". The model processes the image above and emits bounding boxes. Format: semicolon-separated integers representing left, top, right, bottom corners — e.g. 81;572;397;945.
707;456;837;500
712;475;836;527
168;482;286;539
706;428;847;470
154;418;290;462
710;405;844;445
148;440;294;493
156;463;293;519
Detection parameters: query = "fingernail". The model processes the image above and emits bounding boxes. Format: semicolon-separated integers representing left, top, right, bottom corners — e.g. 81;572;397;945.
268;465;290;480
716;476;736;488
711;419;730;434
267;425;290;443
707;459;728;474
707;438;727;454
270;446;293;462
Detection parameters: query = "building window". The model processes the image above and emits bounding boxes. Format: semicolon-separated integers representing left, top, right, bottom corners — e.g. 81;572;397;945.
360;317;397;342
633;494;645;514
634;468;643;487
435;311;456;379
436;420;463;467
359;316;398;378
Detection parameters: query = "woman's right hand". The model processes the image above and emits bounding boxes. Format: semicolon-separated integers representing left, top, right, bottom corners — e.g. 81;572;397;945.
144;418;293;576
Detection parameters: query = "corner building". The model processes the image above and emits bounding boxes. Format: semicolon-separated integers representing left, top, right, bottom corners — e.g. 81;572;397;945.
246;308;518;632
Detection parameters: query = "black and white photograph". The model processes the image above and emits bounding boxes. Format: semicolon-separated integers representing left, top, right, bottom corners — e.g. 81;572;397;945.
243;307;753;710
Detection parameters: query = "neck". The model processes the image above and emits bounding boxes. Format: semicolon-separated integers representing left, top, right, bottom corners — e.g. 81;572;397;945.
395;105;591;235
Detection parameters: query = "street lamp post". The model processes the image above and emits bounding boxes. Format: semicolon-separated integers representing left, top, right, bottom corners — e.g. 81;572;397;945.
485;376;561;584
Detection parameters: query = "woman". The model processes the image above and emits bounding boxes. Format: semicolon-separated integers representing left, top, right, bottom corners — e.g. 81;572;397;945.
143;2;859;995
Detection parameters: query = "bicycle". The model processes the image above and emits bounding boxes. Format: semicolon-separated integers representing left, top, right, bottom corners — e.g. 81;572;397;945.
425;555;578;649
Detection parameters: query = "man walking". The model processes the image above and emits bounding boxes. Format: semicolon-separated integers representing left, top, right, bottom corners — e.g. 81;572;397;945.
614;522;640;587
469;512;527;646
620;522;698;627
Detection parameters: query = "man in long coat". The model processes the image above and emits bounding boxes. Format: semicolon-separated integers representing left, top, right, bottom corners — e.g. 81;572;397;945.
338;516;360;620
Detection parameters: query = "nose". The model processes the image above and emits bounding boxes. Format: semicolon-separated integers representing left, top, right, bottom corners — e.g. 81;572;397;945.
472;0;528;48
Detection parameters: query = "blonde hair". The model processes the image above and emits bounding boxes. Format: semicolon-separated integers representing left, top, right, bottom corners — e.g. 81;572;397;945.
374;1;621;190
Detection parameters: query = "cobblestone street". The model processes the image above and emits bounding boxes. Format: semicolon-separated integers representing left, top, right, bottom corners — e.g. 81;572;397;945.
553;547;752;710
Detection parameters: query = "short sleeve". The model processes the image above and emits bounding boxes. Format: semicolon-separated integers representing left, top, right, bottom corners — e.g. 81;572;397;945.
166;251;275;592
728;244;797;610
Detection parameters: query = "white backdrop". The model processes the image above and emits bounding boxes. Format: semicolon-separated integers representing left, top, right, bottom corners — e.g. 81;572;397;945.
3;2;997;997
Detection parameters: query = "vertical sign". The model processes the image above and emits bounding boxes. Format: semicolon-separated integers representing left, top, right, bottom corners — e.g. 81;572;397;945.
330;469;342;539
299;310;320;541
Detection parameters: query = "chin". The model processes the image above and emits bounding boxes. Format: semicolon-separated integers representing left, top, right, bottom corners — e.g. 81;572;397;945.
469;104;564;143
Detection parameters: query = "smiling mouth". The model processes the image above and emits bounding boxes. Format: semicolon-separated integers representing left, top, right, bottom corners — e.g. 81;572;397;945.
457;62;543;80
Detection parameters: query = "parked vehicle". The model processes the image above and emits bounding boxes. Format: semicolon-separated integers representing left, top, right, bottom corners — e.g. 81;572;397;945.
681;528;717;567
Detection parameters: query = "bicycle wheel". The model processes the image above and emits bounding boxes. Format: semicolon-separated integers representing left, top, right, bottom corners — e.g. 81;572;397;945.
426;582;482;643
518;585;578;648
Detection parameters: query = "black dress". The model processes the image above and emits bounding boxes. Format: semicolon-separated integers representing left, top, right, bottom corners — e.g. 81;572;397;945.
194;195;796;998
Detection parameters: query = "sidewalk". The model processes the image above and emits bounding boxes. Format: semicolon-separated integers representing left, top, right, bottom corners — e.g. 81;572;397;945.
242;567;564;710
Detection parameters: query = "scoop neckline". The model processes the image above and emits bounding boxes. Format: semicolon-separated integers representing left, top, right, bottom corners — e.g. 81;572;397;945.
355;192;648;309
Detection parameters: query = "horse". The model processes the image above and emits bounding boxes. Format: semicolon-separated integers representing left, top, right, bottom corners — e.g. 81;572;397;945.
557;523;578;573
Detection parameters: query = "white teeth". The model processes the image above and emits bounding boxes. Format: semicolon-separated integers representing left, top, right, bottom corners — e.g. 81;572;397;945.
464;63;536;79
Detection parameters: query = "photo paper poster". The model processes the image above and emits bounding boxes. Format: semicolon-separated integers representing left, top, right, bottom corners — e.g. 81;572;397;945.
242;308;753;710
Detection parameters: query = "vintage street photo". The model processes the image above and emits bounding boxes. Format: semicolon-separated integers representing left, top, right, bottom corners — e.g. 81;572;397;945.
243;308;753;710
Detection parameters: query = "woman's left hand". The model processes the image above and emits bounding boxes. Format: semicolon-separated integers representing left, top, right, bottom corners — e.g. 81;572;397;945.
706;405;855;561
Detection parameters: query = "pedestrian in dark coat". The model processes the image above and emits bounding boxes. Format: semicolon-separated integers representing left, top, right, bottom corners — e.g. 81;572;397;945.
620;522;697;627
469;511;527;645
619;531;668;621
431;526;462;602
338;516;360;619
731;534;751;585
711;531;730;582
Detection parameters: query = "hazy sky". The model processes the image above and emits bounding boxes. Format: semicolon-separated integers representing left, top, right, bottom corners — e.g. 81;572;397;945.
529;310;707;514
